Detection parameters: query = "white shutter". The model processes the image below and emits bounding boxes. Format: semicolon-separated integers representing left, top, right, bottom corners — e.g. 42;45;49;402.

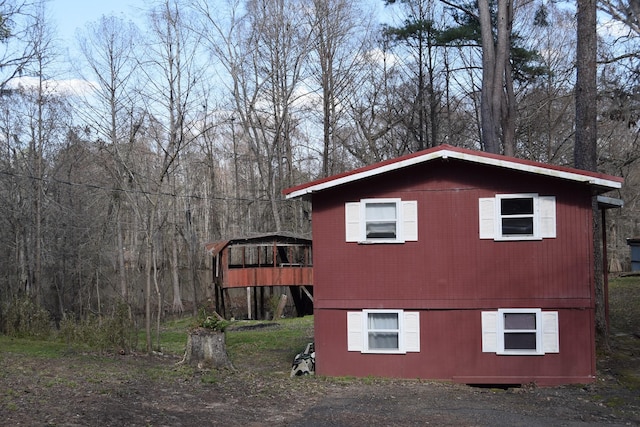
345;202;361;242
479;198;496;239
542;311;559;353
347;311;363;351
481;311;498;352
402;201;418;242
539;196;556;238
403;311;420;352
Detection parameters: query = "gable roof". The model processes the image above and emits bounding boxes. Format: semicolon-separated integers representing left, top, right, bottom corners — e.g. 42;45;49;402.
284;144;623;199
205;232;311;257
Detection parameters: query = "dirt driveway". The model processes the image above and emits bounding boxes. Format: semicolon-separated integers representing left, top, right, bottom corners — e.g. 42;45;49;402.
2;339;639;427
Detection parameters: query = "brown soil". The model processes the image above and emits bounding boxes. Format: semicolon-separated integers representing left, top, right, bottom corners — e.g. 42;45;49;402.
1;336;639;427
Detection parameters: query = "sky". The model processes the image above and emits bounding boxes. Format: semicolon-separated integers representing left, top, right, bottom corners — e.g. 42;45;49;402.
52;0;147;44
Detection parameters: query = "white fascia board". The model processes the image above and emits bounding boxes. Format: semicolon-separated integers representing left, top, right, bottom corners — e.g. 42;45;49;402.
449;151;623;190
285;149;622;199
285;151;444;199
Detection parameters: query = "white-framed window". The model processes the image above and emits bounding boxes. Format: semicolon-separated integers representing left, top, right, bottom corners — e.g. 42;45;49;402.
479;194;556;241
347;309;420;354
364;200;399;240
482;309;559;356
345;199;418;243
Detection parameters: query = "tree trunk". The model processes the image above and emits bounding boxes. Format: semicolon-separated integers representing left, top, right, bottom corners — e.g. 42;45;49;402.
502;52;516;157
116;211;128;305
479;0;514;155
145;235;153;353
478;0;500;153
180;328;233;370
575;0;598;171
171;230;184;313
575;0;607;349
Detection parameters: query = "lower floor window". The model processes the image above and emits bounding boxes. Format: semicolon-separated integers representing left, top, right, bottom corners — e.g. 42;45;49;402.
501;310;540;353
482;308;559;355
347;309;420;354
367;311;400;351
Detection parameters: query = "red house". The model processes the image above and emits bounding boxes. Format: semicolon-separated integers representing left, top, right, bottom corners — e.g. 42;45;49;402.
284;144;623;386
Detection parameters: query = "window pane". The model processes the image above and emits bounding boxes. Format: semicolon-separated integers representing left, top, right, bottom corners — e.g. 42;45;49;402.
368;312;399;329
229;246;243;267
246;246;258;265
501;198;534;215
504;333;537;350
368;332;399;350
365;202;397;221
502;217;533;235
366;222;397;239
504;313;536;330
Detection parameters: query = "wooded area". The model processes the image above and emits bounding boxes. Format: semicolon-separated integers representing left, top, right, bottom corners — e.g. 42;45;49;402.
0;0;637;351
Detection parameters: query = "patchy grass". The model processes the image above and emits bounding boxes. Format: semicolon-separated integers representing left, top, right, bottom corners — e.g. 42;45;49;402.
225;316;314;372
609;276;640;333
0;313;313;379
0;336;67;358
147;317;194;355
602;275;640;395
125;315;313;369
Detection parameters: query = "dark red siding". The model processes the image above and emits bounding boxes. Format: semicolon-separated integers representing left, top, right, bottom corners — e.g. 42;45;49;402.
311;158;597;385
315;309;595;385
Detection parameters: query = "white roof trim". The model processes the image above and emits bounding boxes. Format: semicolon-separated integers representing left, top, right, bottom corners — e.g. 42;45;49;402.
285;149;622;199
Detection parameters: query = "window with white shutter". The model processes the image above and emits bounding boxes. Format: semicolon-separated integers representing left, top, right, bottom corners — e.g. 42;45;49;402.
347;309;420;354
345;199;418;243
481;309;559;355
479;194;556;241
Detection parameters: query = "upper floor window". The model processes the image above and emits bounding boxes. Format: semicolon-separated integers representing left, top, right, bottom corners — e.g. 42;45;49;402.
364;200;399;240
479;194;556;241
498;195;535;237
345;198;418;244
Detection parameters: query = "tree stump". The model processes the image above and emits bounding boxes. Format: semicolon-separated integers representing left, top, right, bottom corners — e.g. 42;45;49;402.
179;328;233;370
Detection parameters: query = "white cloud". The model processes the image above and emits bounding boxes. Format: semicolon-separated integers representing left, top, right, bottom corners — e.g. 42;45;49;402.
7;76;98;97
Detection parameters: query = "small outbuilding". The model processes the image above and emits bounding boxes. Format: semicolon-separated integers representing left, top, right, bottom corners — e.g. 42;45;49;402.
284;144;623;386
627;238;640;272
205;232;313;319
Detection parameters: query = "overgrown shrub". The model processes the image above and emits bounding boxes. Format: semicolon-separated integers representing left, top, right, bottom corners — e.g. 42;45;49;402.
193;306;228;332
2;296;51;339
59;303;135;353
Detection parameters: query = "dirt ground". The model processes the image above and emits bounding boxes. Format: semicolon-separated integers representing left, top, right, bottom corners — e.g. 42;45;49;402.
1;334;639;427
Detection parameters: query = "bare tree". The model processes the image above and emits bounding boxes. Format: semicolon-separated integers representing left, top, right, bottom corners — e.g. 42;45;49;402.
20;2;60;305
308;0;373;176
342;44;410;164
75;15;142;312
384;0;445;151
0;0;42;89
437;0;529;155
599;0;640;37
196;0;311;232
128;0;207;349
515;2;576;163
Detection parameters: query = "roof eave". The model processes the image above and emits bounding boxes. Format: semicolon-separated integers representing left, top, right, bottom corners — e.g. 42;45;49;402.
284;147;623;199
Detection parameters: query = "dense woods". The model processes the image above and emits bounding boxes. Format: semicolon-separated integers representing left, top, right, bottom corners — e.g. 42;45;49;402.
0;0;638;350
